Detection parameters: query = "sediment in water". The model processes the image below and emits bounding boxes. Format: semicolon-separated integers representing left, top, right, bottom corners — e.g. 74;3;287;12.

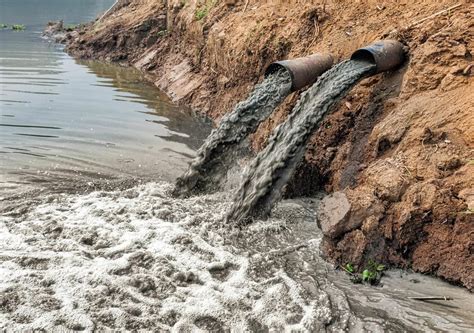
173;69;292;197
227;60;376;223
2;182;473;331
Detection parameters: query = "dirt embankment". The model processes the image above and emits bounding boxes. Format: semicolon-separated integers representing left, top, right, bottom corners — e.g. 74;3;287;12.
66;0;473;289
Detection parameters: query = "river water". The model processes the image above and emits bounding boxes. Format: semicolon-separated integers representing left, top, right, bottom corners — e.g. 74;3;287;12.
1;1;473;332
0;0;210;197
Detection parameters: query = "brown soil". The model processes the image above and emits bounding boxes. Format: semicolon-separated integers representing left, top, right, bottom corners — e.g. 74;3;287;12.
66;0;473;289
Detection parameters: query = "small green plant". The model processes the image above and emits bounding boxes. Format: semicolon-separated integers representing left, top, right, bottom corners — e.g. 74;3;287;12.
343;260;386;285
345;263;354;273
195;7;208;20
11;24;26;31
0;23;8;29
157;29;168;37
362;260;385;283
195;0;217;21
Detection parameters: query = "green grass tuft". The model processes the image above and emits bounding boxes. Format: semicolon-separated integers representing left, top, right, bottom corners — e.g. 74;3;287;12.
195;0;217;21
343;260;386;285
195;8;208;20
12;24;26;31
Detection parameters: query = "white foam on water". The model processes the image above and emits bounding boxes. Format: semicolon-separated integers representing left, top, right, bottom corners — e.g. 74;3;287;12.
0;182;329;331
3;182;474;331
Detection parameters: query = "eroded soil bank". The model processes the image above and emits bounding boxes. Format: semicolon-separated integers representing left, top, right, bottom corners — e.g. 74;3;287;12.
66;0;473;289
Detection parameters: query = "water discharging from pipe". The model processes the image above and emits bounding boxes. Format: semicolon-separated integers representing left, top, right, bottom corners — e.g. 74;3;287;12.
173;69;293;197
227;59;376;223
173;53;333;197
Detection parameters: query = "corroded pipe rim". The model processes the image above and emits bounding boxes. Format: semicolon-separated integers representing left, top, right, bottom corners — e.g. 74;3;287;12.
265;53;334;91
351;39;406;73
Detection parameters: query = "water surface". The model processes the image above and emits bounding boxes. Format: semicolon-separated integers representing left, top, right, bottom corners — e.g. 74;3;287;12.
0;0;210;196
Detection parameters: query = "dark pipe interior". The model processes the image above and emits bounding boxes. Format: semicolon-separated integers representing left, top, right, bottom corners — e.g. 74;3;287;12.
265;63;285;75
351;49;376;65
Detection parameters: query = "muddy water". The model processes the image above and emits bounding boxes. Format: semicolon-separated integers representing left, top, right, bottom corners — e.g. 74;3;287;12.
0;0;210;197
228;60;375;223
1;184;473;331
174;70;292;197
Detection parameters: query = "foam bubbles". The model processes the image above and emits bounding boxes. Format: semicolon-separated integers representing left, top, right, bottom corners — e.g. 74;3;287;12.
3;182;471;331
0;182;329;330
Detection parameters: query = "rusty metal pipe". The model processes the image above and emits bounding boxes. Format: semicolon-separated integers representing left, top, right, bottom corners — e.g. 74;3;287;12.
265;53;334;92
351;40;406;73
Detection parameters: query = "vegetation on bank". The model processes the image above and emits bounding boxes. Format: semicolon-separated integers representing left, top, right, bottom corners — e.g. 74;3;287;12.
12;24;26;30
0;24;26;30
65;24;79;31
195;0;218;20
343;260;386;285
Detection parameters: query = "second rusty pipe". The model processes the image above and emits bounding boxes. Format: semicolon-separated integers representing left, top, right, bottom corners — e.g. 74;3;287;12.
351;40;406;73
265;53;334;92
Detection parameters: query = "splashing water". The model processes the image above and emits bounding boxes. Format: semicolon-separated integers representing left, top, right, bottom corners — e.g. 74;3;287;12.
173;70;292;197
2;182;473;331
227;60;376;223
0;183;338;331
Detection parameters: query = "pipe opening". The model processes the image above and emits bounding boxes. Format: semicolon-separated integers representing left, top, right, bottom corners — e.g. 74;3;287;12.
351;49;376;66
265;63;294;82
350;40;406;74
265;63;295;91
265;53;334;91
265;63;284;76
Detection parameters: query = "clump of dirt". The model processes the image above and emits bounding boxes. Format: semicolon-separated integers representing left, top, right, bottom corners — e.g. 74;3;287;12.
65;1;473;289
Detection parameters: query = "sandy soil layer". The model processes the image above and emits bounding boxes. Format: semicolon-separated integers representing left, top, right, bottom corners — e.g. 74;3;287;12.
65;0;473;289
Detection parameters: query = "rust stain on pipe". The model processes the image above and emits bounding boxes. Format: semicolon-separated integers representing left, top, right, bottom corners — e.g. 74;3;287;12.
351;40;406;73
265;53;334;91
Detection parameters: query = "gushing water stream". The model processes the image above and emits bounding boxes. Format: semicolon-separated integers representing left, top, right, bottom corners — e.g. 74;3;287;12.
173;70;292;196
227;60;376;223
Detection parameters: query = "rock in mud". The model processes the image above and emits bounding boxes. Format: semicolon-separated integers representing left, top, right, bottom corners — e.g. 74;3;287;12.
43;21;70;42
317;192;351;239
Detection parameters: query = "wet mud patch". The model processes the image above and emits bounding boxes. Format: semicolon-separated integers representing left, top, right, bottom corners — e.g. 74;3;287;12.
0;289;20;313
194;316;226;332
15;256;50;270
